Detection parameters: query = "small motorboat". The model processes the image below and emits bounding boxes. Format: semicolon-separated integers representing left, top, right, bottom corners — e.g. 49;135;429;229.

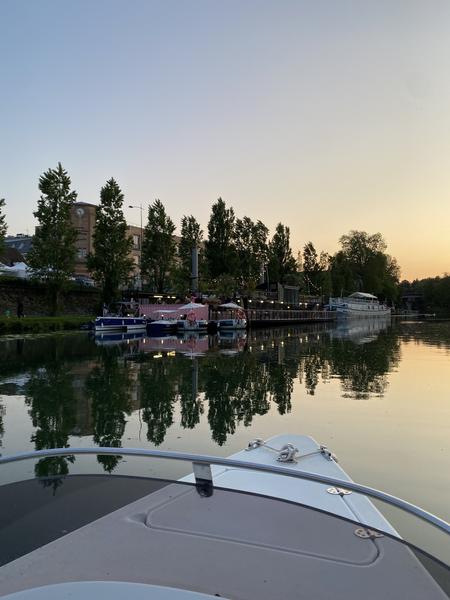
93;302;146;332
147;310;178;335
217;302;247;330
176;302;209;332
0;435;448;599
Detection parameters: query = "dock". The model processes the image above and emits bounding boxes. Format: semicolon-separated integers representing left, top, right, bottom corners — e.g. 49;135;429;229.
213;308;337;328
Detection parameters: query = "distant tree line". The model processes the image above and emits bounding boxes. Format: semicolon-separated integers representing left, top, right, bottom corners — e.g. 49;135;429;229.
2;163;404;312
399;275;450;313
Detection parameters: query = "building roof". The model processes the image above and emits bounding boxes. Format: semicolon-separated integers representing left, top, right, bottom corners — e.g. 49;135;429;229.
73;202;97;208
4;236;33;255
349;292;378;299
0;246;26;266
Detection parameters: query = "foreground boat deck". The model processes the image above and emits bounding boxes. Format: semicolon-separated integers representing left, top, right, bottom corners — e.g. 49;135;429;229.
0;436;448;598
0;475;448;599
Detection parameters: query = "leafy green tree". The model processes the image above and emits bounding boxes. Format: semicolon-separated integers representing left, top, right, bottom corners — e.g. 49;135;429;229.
0;198;7;255
267;223;297;285
87;179;134;305
234;217;269;290
330;231;400;301
400;274;450;313
302;242;332;296
175;215;203;293
302;242;320;293
27;163;77;314
205;198;237;280
142;199;176;293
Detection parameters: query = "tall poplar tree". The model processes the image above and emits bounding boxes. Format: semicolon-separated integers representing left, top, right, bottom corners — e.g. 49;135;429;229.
0;198;7;256
267;223;297;285
141;199;176;293
205;198;237;279
27;163;77;314
234;217;269;288
177;215;203;291
87;178;134;304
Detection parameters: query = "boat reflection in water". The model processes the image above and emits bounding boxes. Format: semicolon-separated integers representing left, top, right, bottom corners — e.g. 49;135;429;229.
328;315;391;345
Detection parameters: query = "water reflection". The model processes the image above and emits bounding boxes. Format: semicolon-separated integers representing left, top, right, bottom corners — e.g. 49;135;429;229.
86;351;132;472
1;319;448;475
25;364;76;490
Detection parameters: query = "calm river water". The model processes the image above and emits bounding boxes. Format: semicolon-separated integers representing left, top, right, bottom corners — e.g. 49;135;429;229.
0;319;449;546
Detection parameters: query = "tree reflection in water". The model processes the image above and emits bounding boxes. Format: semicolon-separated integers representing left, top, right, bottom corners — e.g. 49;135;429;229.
85;349;132;472
139;359;177;446
0;319;411;476
25;363;76;491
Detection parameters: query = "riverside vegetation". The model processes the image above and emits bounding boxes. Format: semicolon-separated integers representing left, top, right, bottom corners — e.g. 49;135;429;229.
1;165;449;315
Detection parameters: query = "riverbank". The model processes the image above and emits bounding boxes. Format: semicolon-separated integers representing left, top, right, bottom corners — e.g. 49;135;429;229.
0;316;93;335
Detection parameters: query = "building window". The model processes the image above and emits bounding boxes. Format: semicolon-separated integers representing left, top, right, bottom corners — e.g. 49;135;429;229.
133;235;140;249
77;248;87;259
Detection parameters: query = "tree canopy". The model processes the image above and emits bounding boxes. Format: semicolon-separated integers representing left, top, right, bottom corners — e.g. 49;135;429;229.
302;242;332;296
87;178;134;304
330;230;400;300
142;199;176;293
205;198;237;280
267;223;297;285
27;163;78;314
176;214;203;292
234;217;269;289
0;198;7;255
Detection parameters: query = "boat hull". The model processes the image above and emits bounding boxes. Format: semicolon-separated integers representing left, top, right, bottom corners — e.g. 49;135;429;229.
94;317;147;332
177;320;209;332
147;320;178;335
336;306;391;318
217;318;247;330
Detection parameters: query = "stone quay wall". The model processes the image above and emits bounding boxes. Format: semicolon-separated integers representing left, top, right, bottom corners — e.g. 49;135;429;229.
0;280;100;316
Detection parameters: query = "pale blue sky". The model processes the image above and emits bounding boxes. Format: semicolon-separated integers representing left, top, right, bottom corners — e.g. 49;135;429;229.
1;0;450;279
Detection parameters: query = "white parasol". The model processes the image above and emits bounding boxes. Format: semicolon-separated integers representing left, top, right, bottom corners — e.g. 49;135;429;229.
219;302;243;310
179;302;204;311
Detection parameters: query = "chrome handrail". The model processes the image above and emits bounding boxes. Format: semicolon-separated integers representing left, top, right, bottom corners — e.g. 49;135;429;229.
0;447;449;535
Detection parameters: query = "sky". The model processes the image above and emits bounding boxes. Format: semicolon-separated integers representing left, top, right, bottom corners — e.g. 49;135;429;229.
1;0;450;281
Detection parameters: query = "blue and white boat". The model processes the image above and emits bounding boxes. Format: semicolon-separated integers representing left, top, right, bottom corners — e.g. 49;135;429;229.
147;310;178;335
94;302;147;333
217;302;247;330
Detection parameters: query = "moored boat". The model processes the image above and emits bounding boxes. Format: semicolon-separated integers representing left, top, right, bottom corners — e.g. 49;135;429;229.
217;302;247;330
328;292;391;318
93;302;147;332
147;310;178;335
176;302;209;332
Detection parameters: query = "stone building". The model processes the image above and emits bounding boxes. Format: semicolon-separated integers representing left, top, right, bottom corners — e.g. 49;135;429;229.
71;202;142;282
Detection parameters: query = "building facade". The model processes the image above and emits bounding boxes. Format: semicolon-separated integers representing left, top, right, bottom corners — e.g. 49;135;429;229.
70;202;141;282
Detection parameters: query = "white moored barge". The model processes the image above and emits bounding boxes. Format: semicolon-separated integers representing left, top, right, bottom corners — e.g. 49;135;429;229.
328;292;391;318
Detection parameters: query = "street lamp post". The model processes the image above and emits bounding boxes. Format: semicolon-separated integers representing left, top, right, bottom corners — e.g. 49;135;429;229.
128;204;143;290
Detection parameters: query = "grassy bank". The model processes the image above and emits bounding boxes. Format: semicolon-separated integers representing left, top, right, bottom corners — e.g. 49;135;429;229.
0;316;93;335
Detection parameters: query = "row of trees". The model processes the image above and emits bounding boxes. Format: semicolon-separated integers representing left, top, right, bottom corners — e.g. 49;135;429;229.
1;163;402;312
0;198;7;256
400;275;450;313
